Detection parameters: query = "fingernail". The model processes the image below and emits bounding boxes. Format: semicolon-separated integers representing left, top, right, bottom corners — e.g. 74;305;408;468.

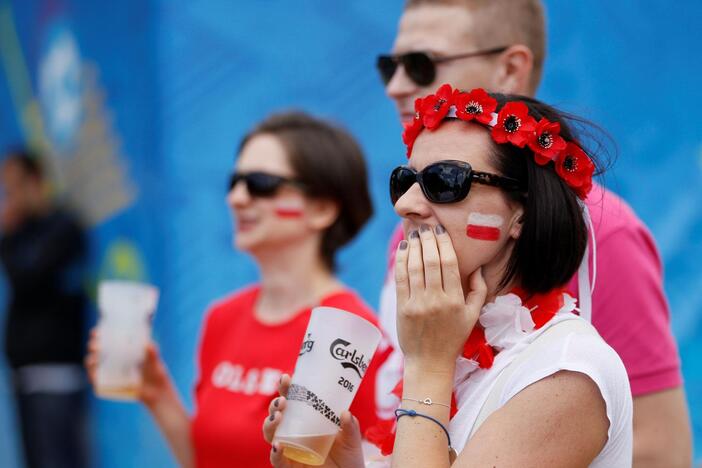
399;240;408;250
419;224;430;233
272;445;277;453
269;413;275;422
409;230;419;239
435;224;446;234
274;398;279;408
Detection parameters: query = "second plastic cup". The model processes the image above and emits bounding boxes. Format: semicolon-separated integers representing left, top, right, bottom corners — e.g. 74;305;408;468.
94;280;159;401
273;306;381;465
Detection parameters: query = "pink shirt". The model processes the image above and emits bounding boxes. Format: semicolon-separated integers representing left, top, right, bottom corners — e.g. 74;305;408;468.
378;183;681;398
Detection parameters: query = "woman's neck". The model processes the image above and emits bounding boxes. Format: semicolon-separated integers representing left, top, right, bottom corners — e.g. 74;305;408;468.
253;240;342;322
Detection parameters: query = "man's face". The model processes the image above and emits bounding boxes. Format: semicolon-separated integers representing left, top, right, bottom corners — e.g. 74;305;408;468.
386;5;504;124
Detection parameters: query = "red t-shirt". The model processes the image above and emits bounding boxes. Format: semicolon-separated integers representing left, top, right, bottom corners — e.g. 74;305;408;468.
191;286;380;468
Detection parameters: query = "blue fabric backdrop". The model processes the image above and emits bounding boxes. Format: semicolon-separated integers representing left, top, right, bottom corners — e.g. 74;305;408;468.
1;1;700;466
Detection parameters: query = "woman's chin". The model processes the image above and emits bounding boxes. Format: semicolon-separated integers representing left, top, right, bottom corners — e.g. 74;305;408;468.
233;232;258;252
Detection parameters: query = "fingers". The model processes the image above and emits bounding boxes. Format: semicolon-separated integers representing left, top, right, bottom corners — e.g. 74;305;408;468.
435;224;462;295
263;376;290;444
418;224;442;290
395;239;410;305
406;229;425;294
278;374;291;398
85;328;100;384
267;396;287;419
269;441;291;468
335;411;362;452
84;354;97;384
465;267;488;315
144;341;160;363
262;397;286;443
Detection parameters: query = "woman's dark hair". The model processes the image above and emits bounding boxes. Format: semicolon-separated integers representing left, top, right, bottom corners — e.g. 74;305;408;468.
487;93;607;294
238;111;373;272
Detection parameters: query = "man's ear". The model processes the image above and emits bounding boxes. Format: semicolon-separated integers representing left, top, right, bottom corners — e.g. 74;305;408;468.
306;197;340;231
492;44;534;95
508;206;525;240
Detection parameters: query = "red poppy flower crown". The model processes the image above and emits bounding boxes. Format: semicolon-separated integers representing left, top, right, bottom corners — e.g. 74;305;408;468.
402;83;595;199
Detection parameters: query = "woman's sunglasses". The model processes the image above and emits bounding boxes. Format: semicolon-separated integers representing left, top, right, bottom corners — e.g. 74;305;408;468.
376;46;509;87
228;171;304;197
390;160;523;205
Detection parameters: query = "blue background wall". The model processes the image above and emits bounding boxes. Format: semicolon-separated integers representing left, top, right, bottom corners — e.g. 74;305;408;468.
1;1;700;466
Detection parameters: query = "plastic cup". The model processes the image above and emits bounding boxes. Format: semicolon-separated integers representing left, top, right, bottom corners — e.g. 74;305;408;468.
274;306;381;465
94;280;159;401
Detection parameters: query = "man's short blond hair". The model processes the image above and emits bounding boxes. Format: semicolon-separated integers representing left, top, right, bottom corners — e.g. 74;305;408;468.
405;0;546;94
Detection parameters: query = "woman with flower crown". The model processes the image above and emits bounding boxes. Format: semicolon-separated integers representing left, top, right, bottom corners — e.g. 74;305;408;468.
263;84;632;467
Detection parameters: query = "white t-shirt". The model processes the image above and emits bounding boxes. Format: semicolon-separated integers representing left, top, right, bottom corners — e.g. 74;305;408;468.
375;280;633;467
450;313;633;467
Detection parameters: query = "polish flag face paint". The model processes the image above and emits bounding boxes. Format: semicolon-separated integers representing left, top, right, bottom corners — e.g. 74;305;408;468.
274;199;305;218
466;213;503;241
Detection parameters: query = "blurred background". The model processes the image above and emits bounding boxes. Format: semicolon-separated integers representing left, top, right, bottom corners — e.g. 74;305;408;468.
0;0;700;466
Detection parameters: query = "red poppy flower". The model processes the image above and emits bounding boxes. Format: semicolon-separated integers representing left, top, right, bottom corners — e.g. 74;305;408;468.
402;118;423;158
555;142;595;199
491;101;537;148
421;83;454;129
528;118;567;165
462;325;495;369
453;88;497;125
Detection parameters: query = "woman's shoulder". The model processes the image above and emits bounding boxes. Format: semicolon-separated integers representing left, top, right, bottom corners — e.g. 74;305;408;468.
320;288;378;326
507;319;631;399
501;318;632;440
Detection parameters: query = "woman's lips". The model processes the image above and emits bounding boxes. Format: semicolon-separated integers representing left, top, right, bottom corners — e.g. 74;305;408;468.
235;214;258;232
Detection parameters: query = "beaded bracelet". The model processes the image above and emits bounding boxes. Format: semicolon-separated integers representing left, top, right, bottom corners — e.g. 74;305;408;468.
394;408;453;450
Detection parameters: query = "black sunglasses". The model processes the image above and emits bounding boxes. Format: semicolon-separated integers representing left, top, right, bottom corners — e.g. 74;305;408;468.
390;160;523;205
228;171;304;197
377;46;509;87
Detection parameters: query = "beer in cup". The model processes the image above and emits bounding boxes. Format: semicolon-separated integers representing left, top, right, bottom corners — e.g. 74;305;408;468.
274;306;381;465
95;280;159;400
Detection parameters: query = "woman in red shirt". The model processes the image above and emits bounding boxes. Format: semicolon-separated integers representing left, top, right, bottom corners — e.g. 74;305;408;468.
86;112;380;467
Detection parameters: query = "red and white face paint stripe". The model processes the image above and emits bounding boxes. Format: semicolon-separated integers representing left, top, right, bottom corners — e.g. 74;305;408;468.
466;213;503;241
274;199;305;218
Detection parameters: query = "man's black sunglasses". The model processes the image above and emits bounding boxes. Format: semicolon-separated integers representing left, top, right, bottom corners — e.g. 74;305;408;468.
228;171;304;197
390;160;523;205
376;46;509;87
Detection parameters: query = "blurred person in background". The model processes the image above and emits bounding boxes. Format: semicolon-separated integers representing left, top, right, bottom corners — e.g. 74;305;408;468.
0;149;89;468
372;0;691;466
86;111;381;468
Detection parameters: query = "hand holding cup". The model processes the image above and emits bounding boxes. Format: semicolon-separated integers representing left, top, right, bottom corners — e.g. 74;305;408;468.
263;374;365;468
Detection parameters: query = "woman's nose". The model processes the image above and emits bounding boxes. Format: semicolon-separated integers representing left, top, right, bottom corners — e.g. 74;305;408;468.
226;180;251;207
393;182;431;221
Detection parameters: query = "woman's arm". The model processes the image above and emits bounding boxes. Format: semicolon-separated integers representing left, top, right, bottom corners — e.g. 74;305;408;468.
140;344;195;468
456;370;609;467
392;361;455;467
86;334;195;468
391;226;485;468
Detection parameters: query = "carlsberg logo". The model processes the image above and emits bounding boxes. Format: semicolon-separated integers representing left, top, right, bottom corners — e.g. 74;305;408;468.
299;334;314;356
329;338;369;378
